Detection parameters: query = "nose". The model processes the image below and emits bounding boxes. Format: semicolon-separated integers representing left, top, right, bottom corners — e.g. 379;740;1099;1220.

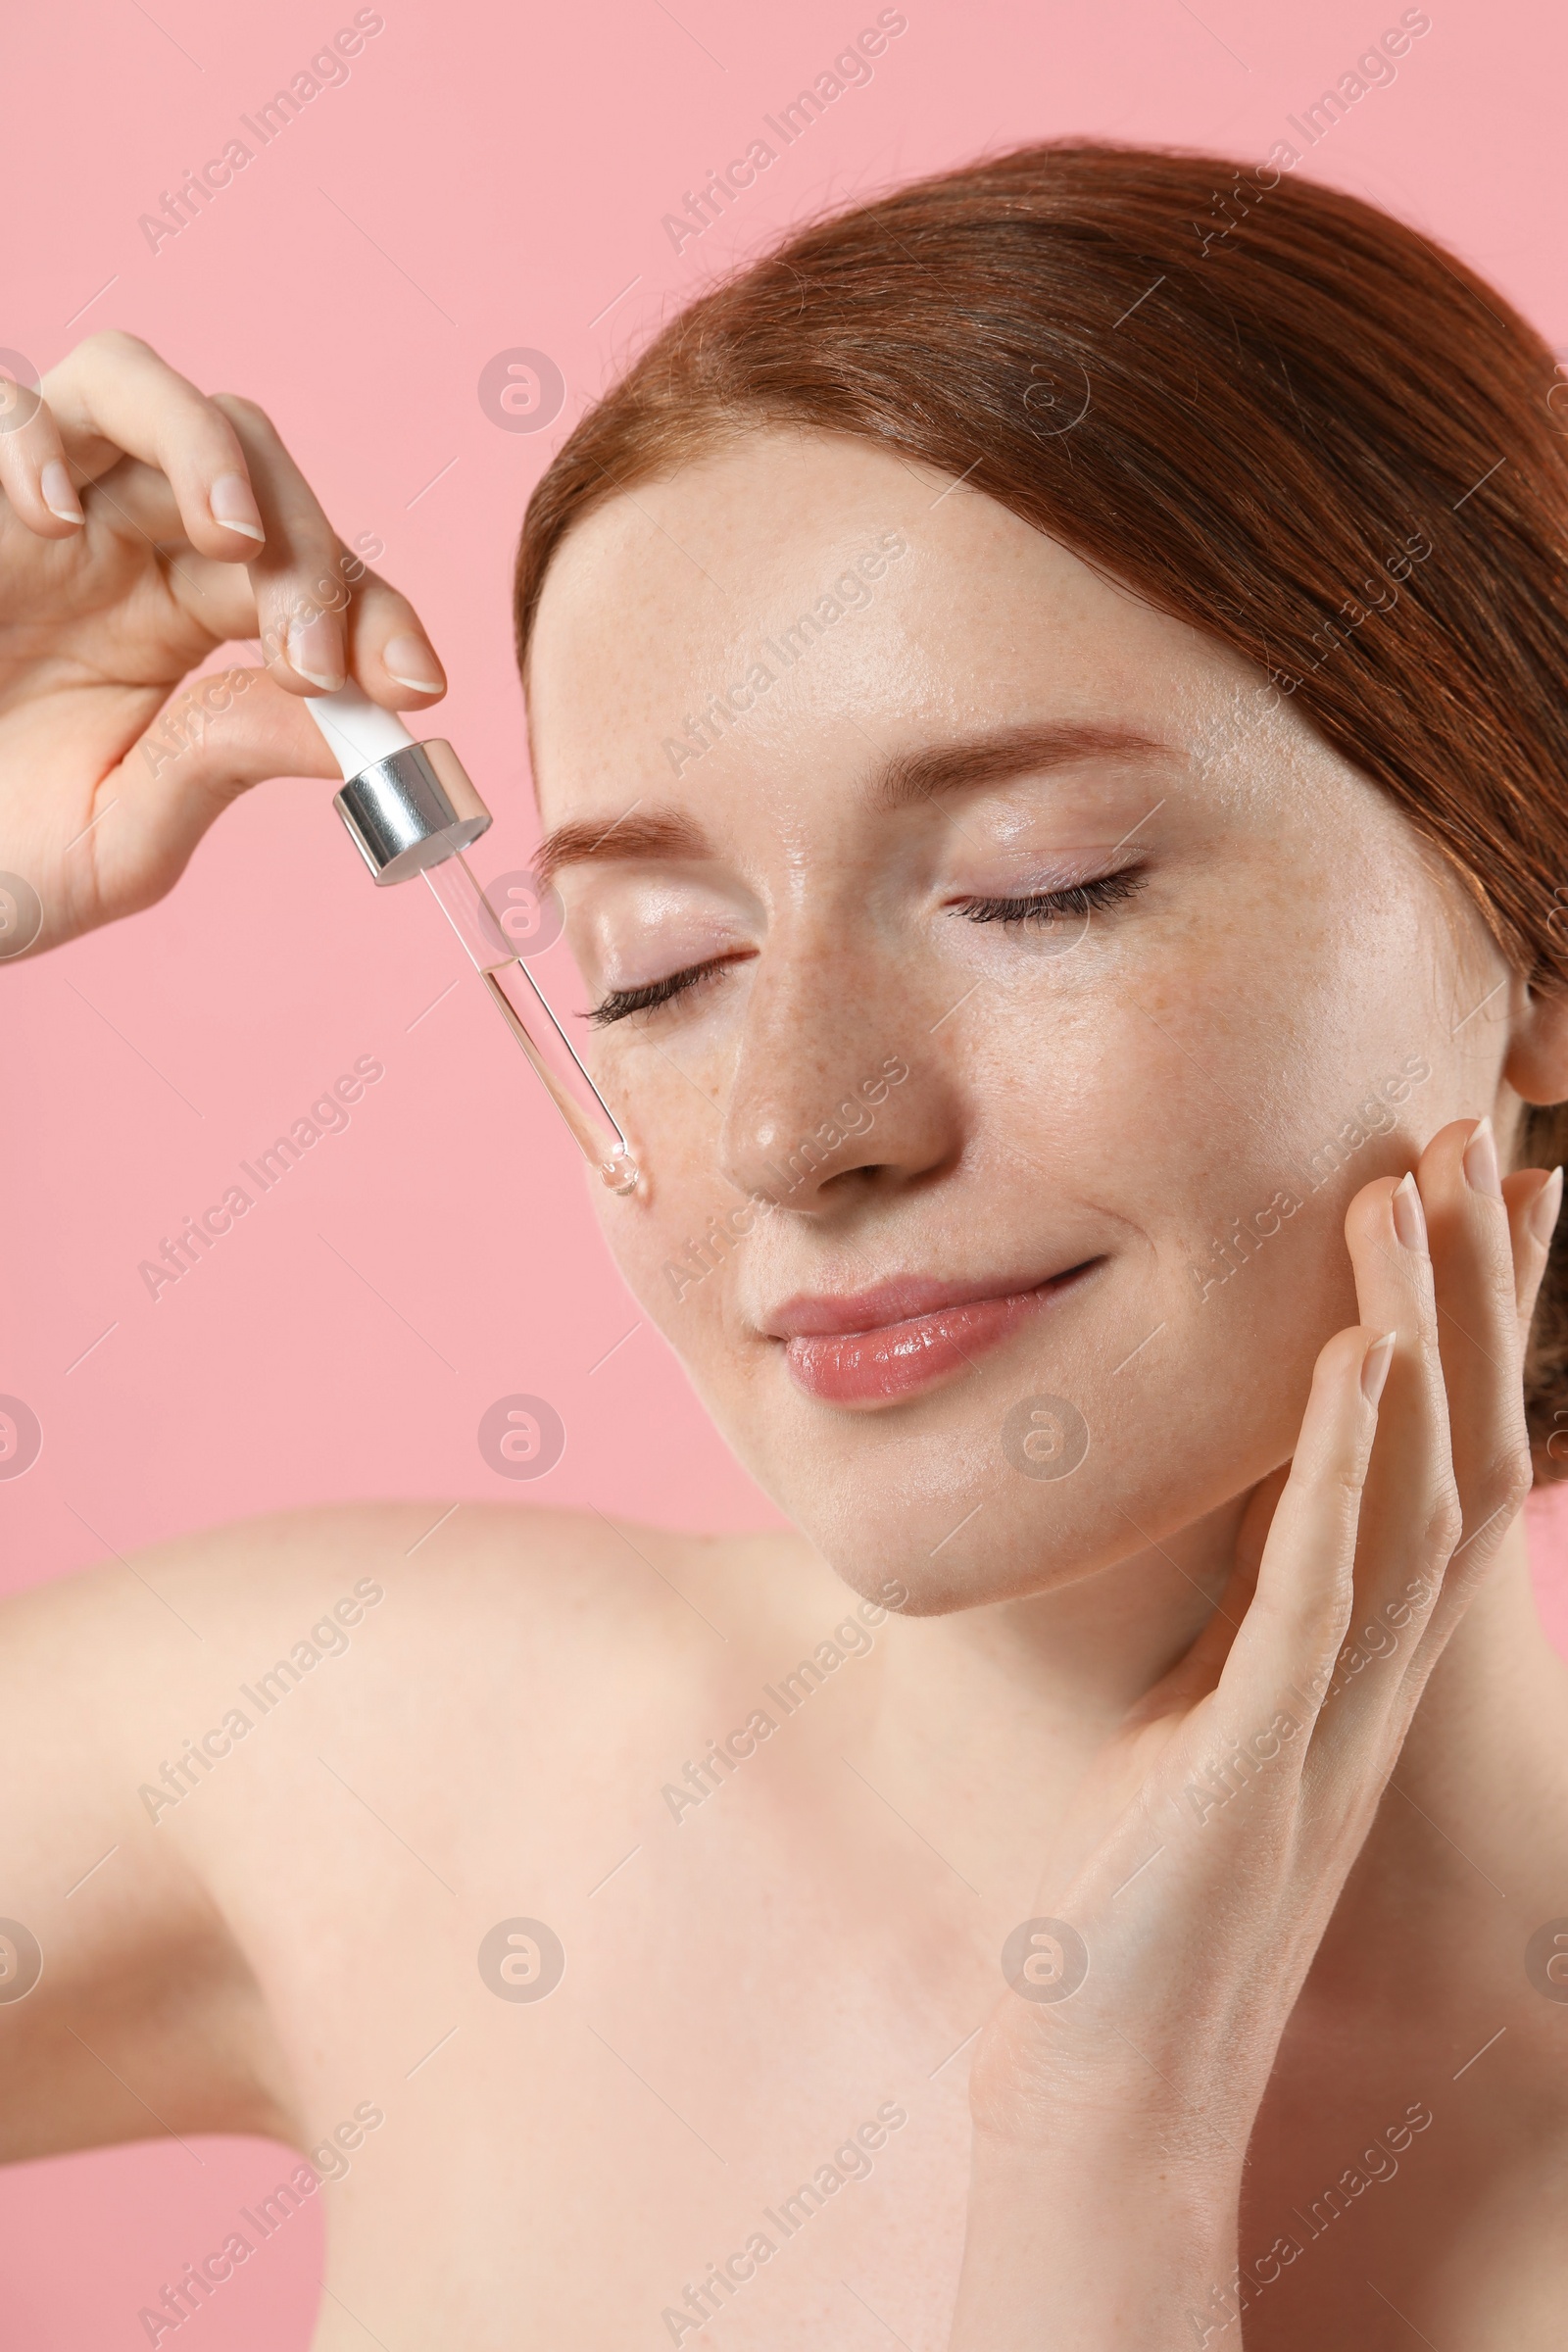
716;927;956;1212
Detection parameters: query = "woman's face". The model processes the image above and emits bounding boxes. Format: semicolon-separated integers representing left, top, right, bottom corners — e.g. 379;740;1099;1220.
527;431;1512;1611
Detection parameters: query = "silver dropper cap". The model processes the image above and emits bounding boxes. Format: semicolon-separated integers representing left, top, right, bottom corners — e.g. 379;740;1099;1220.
307;685;640;1196
334;740;493;885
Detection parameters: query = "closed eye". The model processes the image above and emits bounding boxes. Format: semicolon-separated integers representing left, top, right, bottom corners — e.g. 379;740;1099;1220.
589;956;737;1027
955;865;1148;925
589;865;1147;1024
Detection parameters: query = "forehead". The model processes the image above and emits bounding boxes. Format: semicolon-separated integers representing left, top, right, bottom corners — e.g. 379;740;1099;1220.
524;430;1246;828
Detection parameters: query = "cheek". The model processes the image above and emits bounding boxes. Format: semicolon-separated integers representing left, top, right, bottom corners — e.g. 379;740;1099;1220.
594;1132;761;1354
588;844;1464;1606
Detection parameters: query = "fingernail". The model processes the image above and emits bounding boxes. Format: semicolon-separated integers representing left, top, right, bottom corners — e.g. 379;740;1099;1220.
1361;1330;1396;1407
382;632;446;693
1392;1170;1428;1252
1462;1116;1502;1199
210;470;265;542
40;459;83;525
1528;1165;1564;1250
287;612;346;693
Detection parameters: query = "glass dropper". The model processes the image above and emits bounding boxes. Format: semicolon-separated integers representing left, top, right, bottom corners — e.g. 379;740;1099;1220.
307;685;639;1195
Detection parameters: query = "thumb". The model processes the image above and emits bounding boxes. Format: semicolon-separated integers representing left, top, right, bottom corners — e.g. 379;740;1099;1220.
80;664;349;924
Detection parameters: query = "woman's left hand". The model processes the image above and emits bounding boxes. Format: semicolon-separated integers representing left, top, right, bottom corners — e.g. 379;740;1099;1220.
947;1116;1560;2348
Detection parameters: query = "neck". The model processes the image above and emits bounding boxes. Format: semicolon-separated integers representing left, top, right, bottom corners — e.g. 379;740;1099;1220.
866;1498;1568;1929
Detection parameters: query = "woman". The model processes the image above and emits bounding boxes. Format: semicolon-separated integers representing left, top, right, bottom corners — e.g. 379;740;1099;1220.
3;142;1566;2348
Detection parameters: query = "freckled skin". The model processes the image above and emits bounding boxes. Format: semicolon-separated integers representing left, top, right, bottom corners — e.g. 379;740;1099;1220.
530;431;1505;1609
7;431;1567;2350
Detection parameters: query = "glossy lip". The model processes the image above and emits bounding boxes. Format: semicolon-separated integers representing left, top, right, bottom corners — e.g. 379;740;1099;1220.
766;1260;1103;1407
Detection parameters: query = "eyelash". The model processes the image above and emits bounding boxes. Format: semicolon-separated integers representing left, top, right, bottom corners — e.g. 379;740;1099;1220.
588;867;1149;1025
590;960;731;1028
956;864;1148;926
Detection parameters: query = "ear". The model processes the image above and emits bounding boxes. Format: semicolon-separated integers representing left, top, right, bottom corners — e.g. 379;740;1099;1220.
1503;979;1568;1107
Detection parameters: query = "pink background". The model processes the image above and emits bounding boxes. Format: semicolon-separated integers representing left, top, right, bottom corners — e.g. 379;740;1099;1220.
3;0;1564;2340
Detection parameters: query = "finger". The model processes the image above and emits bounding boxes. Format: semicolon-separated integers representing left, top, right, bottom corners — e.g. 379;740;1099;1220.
40;337;349;693
1325;1168;1461;1676
206;395;354;693
345;568;448;707
81;459;449;713
1310;1135;1525;1759
1374;1121;1537;1707
1415;1120;1534;1586
60;451;189;548
210;405;445;708
39;336;446;707
0;385;86;536
42;332;266;556
1505;1161;1561;1335
1200;1324;1386;1755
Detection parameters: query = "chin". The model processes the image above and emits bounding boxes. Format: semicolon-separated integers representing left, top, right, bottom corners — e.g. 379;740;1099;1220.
653;1220;1336;1611
706;1315;1314;1615
779;1462;1208;1617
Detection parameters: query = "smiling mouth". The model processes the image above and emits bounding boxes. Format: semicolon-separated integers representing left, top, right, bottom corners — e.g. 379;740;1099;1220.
766;1261;1104;1407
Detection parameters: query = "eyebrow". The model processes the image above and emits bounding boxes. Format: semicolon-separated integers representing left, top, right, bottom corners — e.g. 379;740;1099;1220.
871;720;1172;811
531;721;1173;887
532;807;709;891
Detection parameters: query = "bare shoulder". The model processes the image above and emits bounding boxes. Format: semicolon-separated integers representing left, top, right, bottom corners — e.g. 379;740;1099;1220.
13;1494;821;1629
0;1499;839;2163
4;1496;839;1749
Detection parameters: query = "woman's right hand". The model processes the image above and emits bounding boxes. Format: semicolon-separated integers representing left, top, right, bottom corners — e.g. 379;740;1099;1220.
0;330;449;957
